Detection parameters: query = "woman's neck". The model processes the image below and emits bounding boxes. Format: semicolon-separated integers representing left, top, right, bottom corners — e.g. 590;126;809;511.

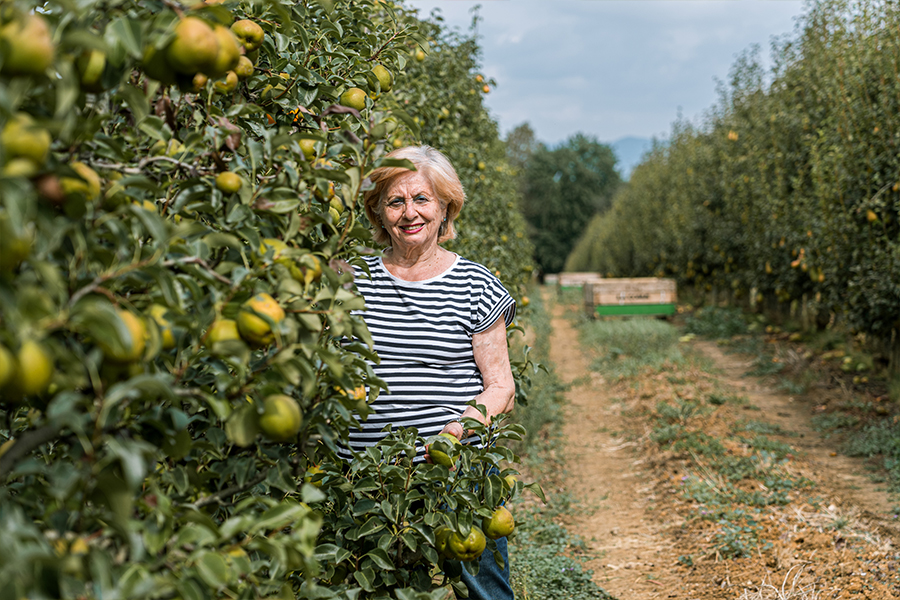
383;245;454;281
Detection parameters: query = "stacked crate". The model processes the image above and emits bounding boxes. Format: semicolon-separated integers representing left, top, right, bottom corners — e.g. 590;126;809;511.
584;278;677;318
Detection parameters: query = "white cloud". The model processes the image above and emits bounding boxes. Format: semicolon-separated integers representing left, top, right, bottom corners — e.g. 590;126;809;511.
407;0;805;144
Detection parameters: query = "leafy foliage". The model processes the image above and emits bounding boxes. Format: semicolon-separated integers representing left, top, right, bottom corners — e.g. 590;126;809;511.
0;0;535;598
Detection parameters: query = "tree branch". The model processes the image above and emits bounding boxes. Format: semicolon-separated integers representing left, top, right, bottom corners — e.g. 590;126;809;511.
162;256;233;286
0;425;63;480
189;470;269;508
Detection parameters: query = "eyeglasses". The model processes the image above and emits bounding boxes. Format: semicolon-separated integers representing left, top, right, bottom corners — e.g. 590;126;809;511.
383;194;434;211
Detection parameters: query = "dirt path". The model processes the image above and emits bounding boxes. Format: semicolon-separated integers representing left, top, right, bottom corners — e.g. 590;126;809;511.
544;290;900;599
547;294;681;598
692;340;898;530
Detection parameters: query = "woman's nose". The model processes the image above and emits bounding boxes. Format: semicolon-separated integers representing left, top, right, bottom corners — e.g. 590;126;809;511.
403;201;418;218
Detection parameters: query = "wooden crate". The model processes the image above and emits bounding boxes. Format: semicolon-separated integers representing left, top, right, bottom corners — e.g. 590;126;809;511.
585;278;677;317
557;272;604;290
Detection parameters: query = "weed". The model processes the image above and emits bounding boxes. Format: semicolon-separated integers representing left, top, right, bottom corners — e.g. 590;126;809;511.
672;432;725;457
716;455;763;481
645;367;811;558
734;420;790;436
890;374;900;402
842;419;900;467
744;436;794;460
727;334;766;357
556;287;584;306
684;306;749;338
778;378;808;395
747;353;786;376
510;505;616;600
806;329;846;353
830;516;850;530
650;423;686;446
511;289;567;461
580;318;682;379
713;512;768;558
677;554;694;567
810;412;859;434
656;398;712;423
708;393;749;406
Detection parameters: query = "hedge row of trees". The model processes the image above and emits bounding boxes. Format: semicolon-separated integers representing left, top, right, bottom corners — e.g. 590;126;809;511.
505;125;620;275
0;1;534;598
566;0;900;360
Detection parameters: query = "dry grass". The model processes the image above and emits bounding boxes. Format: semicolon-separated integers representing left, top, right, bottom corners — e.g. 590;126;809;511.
736;567;820;600
783;504;890;551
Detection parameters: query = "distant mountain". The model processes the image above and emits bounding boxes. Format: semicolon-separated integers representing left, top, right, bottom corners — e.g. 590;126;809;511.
609;136;655;181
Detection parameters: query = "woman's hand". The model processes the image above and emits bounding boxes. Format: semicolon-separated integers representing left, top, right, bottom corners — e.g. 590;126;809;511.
425;427;463;466
440;420;466;441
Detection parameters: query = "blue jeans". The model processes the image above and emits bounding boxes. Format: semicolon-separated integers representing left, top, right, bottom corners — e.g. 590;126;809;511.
457;536;514;600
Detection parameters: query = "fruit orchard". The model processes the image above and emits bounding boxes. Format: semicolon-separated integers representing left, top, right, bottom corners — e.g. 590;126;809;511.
565;0;900;368
0;1;536;598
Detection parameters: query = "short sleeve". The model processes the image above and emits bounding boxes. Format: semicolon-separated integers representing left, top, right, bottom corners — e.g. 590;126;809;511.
472;273;517;334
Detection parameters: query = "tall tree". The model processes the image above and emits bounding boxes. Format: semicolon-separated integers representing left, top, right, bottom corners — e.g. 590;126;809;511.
505;122;542;175
519;134;621;274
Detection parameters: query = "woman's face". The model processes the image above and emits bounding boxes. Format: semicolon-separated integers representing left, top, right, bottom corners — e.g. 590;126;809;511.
380;170;446;252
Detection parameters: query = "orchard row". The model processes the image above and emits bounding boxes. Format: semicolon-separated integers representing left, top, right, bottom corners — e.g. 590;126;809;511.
567;0;900;356
0;1;534;599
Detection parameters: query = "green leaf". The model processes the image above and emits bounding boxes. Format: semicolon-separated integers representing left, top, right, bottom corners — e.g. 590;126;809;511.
117;84;150;124
354;516;386;539
364;547;394;571
400;530;418;553
225;404;260;448
353;567;376;592
483;475;500;507
54;61;80;121
526;481;547;503
254;502;308;532
176;578;205;600
131;203;168;242
352;476;379;493
194;551;230;588
107;17;143;58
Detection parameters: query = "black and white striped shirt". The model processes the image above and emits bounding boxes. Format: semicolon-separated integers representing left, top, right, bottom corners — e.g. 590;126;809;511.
343;254;516;460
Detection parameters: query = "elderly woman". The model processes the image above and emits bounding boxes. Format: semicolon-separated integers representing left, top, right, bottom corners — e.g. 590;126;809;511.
348;145;516;600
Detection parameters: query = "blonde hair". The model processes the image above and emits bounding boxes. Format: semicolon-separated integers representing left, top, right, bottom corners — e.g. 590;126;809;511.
363;145;466;246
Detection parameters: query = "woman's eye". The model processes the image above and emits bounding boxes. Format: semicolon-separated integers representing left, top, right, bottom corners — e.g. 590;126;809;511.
414;195;430;204
386;199;404;209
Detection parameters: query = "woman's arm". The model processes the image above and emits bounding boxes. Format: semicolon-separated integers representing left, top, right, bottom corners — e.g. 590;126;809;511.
441;316;515;440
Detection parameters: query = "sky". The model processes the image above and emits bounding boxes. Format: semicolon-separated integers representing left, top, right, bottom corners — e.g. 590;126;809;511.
405;0;808;147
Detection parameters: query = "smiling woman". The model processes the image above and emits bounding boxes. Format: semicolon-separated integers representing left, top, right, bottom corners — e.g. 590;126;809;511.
351;145;518;600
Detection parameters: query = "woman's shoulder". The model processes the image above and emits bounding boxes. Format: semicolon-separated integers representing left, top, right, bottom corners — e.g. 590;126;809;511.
450;256;502;283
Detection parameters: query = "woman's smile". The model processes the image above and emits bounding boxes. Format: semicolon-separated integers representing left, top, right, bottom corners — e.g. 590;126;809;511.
399;222;426;234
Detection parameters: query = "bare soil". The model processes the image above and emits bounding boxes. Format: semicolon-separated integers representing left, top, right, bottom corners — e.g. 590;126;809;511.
545;292;900;599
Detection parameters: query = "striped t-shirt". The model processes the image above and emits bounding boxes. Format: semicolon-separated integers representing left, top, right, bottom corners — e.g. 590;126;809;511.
343;254;516;460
